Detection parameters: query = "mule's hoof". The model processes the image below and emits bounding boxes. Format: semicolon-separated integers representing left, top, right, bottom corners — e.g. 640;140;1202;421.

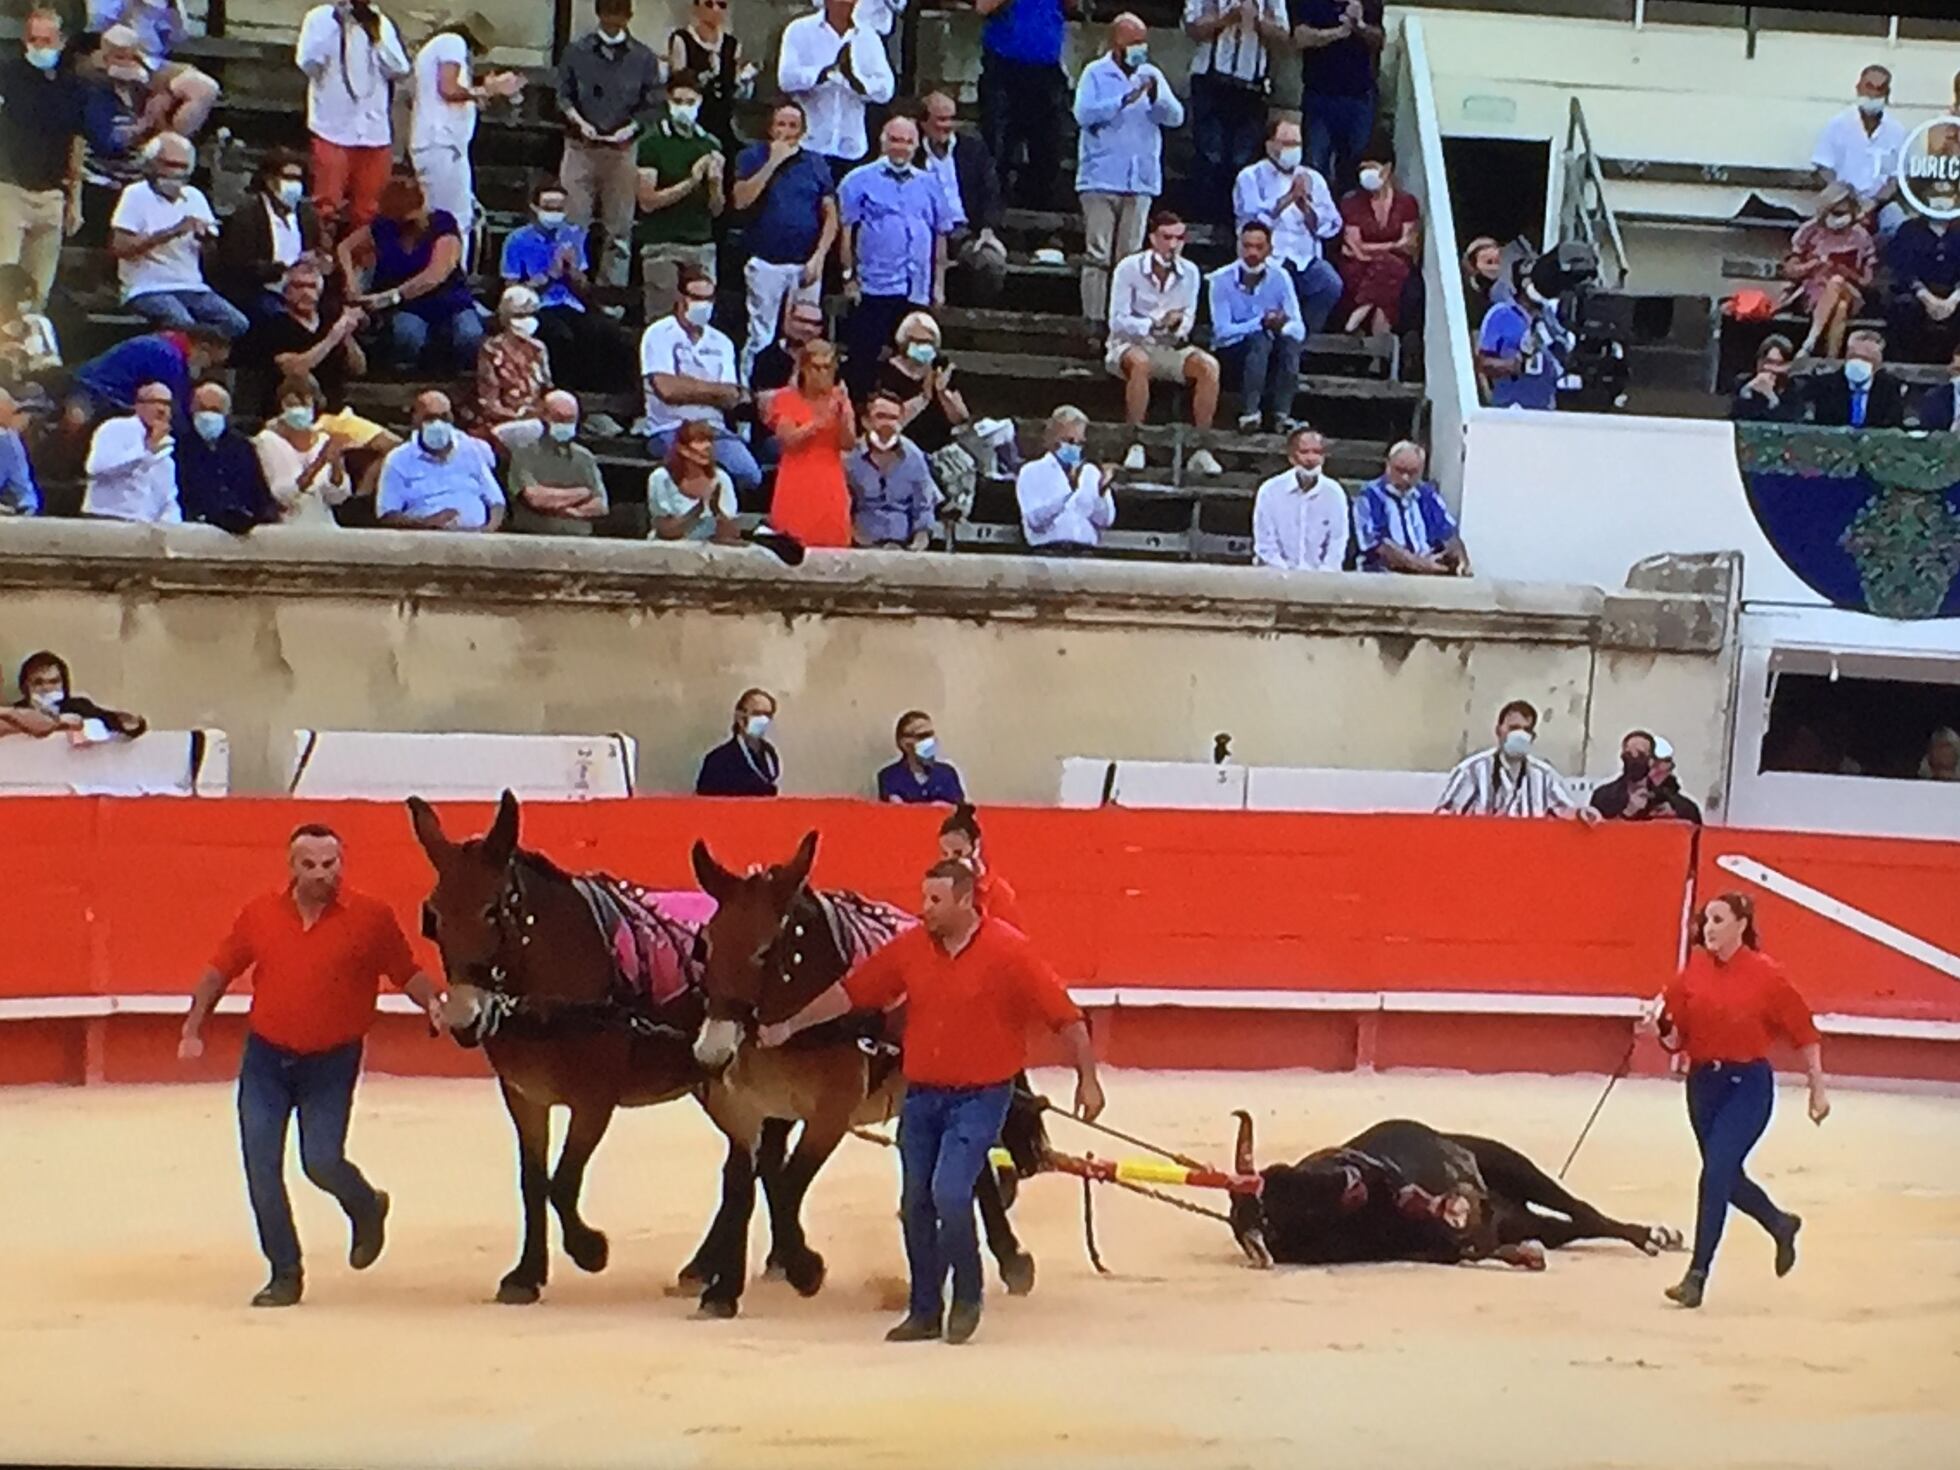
566;1228;610;1274
995;1167;1020;1211
785;1249;827;1298
1000;1252;1036;1297
496;1277;543;1305
762;1256;788;1283
694;1297;739;1320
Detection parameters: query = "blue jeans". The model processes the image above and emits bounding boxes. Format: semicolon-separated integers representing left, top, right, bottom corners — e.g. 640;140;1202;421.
382;305;485;374
645;422;762;493
127;287;250;339
1190;74;1265;224
898;1080;1015;1320
1685;1060;1785;1275
1285;259;1345;336
238;1032;379;1275
1306;91;1376;195
1222;328;1304;424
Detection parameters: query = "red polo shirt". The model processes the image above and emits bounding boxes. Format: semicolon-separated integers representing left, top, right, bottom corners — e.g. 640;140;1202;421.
1663;947;1821;1067
842;917;1082;1088
210;888;420;1055
975;870;1027;935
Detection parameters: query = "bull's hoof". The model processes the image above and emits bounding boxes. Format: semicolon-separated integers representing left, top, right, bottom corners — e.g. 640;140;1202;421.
565;1227;610;1274
496;1275;543;1305
694;1296;739;1320
1497;1240;1547;1271
1237;1228;1275;1270
1000;1251;1036;1297
1643;1224;1685;1256
785;1248;827;1298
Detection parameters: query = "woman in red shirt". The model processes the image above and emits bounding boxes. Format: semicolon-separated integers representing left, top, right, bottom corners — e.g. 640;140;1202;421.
937;803;1027;935
1651;891;1831;1309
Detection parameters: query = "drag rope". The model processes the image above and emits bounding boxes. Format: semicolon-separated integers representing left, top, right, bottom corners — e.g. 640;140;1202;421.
1013;1087;1215;1172
1559;1033;1639;1180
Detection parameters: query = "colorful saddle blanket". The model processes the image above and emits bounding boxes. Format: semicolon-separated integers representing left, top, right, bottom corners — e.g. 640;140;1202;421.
572;877;714;1010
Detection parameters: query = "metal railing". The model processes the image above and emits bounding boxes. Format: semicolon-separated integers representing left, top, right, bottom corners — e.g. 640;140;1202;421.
1559;96;1631;291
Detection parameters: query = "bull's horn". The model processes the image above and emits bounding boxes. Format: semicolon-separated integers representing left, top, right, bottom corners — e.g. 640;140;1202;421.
1232;1109;1256;1174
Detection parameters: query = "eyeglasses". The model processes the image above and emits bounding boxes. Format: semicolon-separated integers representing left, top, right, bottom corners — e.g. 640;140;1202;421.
135;395;172;407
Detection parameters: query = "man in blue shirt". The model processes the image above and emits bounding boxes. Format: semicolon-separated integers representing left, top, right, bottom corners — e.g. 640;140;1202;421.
69;325;227;433
838;116;953;400
846;392;937;548
979;0;1076;211
1207;221;1305;433
1073;14;1185;322
376;390;506;532
1288;0;1383;191
732;100;838;384
877;709;966;805
175;380;277;533
696;688;782;798
499;179;634;391
0;388;39;515
1477;274;1572;412
1353;441;1470;575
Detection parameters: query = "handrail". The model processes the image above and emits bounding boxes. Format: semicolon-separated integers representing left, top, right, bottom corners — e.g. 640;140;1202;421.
1562;95;1630;290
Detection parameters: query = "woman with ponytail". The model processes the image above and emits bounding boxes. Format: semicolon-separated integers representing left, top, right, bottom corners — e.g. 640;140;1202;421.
936;804;1027;935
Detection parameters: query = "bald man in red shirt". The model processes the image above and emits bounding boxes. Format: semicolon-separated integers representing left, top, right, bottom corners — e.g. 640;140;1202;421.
761;858;1104;1346
179;824;445;1307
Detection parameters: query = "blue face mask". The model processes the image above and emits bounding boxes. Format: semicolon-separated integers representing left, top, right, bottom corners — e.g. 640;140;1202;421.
192;410;227;443
1844;358;1875;388
905;341;936;365
25;46;62;73
548;420;578;443
419;420;455;453
913;735;938;763
744;713;771;740
1055;442;1083;468
1123;43;1148;69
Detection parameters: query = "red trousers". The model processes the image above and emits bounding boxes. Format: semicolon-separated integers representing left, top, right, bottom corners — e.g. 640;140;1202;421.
310;139;394;232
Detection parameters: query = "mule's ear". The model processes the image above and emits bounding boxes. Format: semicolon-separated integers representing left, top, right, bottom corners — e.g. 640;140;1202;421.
483;789;520;866
406;796;449;862
773;829;819;902
692;839;736;901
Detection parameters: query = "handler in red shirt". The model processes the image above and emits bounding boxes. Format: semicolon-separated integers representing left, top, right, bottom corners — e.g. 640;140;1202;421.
1647;890;1830;1310
760;858;1104;1346
179;824;445;1307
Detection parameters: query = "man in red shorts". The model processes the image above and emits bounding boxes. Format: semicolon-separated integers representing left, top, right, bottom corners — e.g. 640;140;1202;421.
179;823;445;1307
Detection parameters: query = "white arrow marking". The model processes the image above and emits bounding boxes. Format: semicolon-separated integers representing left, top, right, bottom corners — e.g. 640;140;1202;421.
1716;854;1960;983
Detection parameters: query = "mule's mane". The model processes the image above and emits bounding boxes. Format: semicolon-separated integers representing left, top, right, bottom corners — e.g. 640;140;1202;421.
456;838;579;887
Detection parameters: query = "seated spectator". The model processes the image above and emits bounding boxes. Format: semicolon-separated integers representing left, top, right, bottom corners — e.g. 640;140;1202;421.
77;27;166;235
68;325;226;427
648;415;740;543
253;374;352;528
86;0;218;132
1336;151;1419;336
877;310;976;523
1207;220;1304;434
1920;726;1960;782
1783;184;1874;361
508;390;608;535
1885;195;1960;365
847;391;936;549
878;709;965;805
639;265;759;490
342;176;483;374
1812;64;1905;237
1916;341;1960;431
1477;255;1573;411
695;686;780;797
83;378;177;521
175;380;277;533
213;149;322;322
234;260;368;421
109;132;249;338
1233;118;1343;335
1437;698;1596;822
919;90;1006;305
838;115;954;401
476;286;553;448
1801;329;1907;429
11;649;146;739
1106;211;1222;474
1252;426;1344;572
1461;235;1503;337
1590;730;1702;824
635;68;725;320
753;297;827;399
1354;440;1469;575
1017;404;1115;554
375;390;504;531
731;98;838;384
1730;334;1801;423
0;388;41;516
0;266;62;389
763;338;853;549
499;180;633;391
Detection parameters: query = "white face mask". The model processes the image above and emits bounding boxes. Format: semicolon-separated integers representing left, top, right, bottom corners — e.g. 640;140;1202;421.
1856;95;1886;117
535;209;565;229
510;315;540;338
1274;146;1301;171
598;26;627;44
684;299;714;327
1501;728;1534;760
870;430;899;450
29;689;62;713
275;179;304;208
670;101;700;128
1844;357;1875;387
1359;167;1384;193
744;713;771;740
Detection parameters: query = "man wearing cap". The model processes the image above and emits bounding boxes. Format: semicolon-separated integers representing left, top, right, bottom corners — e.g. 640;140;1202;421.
409;11;523;241
1590;730;1702;824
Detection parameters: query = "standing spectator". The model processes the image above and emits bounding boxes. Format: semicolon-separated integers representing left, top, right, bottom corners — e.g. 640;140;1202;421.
1883;200;1960;365
878;710;966;804
409;14;522;242
777;0;896;179
1233;118;1343;334
753;297;828;399
476;286;553;449
847;390;937;549
1017;404;1115;553
1730;335;1800;423
11;649;146;738
1917;341;1960;432
977;0;1073;212
234;260;366;421
1105;212;1222;474
1437;698;1597;822
839;116;954;400
1812;64;1906;236
1800;329;1907;429
1477;260;1573;411
557;0;661;291
1353;440;1469;575
0;266;62;388
1784;184;1874;361
213;150;323;322
0;9;88;311
647;415;739;543
763;338;854;549
878;310;977;524
69;325;226;426
176;380;278;533
668;0;755;156
919;91;1007;306
253;374;353;528
1252;425;1343;571
508;390;608;535
0;387;41;516
1461;235;1503;336
639;265;759;490
1074;14;1185;324
635;69;724;318
499;180;633;391
375;389;504;532
1289;0;1383;192
295;0;412;238
83;379;178;522
1591;731;1703;824
341;175;483;374
696;687;780;797
109;133;249;337
732;100;839;383
1207;219;1304;434
1184;0;1290;226
1336;150;1419;336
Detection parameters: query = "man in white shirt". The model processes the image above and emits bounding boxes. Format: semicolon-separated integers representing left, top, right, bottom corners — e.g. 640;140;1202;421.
375;390;504;531
410;14;522;244
1252;426;1344;571
295;0;412;236
1437;698;1599;822
639;264;760;491
1233;117;1344;332
1104;211;1221;475
776;0;895;178
109;133;249;338
1812;64;1909;238
83;379;179;522
1016;404;1115;553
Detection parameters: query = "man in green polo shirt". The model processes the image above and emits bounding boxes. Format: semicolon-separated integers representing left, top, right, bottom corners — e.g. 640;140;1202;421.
636;70;724;321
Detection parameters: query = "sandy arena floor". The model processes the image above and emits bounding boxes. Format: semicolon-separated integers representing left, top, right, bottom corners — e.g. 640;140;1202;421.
2;1068;1956;1470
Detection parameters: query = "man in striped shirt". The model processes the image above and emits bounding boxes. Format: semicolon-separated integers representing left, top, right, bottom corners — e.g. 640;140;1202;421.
1183;0;1290;225
1436;698;1600;822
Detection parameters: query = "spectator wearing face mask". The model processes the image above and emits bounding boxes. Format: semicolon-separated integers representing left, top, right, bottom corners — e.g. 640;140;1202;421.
1075;15;1184;324
1730;335;1800;423
1784;184;1874;361
1106;212;1222;474
1812;64;1906;238
640;265;758;490
110;132;249;338
175;380;278;533
1208;220;1304;435
879;709;966;805
342;175;483;374
877;311;977;522
1232;118;1343;336
1801;329;1907;429
0;9;89;312
557;0;661;290
254;374;352;528
1591;730;1702;824
1335;152;1419;337
216;152;325;326
1477;257;1574;411
1883;193;1960;366
1252;426;1343;572
507;390;607;535
776;0;895;180
696;687;781;797
1437;698;1597;822
733;100;838;386
1353;440;1468;575
409;13;523;241
234;260;367;423
500;181;633;391
295;0;412;237
1017;403;1115;554
83;378;178;522
648;416;740;544
839;116;954;402
847;390;937;550
375;390;503;532
476;286;554;449
10;650;147;741
635;70;724;320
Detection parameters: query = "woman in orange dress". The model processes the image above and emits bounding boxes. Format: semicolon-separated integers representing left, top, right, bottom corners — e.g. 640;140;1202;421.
937;803;1028;934
763;339;855;549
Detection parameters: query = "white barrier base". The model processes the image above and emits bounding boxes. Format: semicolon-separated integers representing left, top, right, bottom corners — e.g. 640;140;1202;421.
0;730;228;796
287;730;637;800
